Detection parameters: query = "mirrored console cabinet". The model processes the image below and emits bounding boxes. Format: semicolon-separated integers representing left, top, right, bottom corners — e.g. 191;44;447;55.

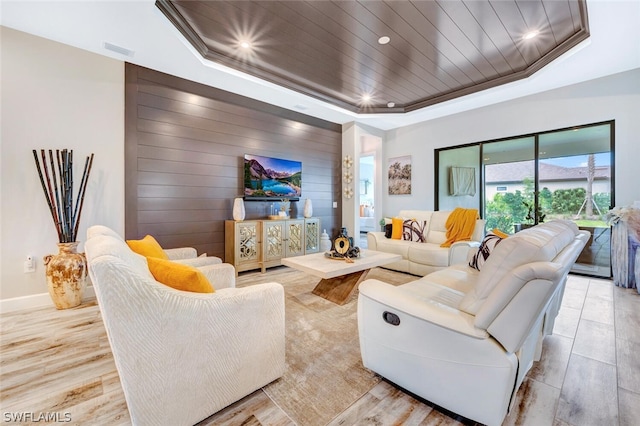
225;218;320;274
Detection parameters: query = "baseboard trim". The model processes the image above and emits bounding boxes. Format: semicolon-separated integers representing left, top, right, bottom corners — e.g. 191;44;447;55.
0;286;96;314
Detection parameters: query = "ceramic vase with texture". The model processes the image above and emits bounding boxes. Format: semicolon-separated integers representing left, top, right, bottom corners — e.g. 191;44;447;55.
303;198;313;218
44;242;87;309
233;197;246;221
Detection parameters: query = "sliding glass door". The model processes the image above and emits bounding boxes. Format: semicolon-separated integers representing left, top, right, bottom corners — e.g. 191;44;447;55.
538;124;612;277
436;121;614;278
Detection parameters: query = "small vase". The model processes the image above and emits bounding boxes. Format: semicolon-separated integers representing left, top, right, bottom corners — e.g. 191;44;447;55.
303;198;313;218
44;242;87;310
233;197;245;221
320;229;331;252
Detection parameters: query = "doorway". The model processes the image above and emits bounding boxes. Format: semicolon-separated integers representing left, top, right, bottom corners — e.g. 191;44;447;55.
359;155;376;237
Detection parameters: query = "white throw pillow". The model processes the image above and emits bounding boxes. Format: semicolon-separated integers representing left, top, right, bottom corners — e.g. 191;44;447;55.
469;231;504;271
402;219;427;243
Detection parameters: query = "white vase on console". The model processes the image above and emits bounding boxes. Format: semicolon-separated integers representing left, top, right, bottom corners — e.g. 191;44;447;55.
320;229;331;252
232;197;245;221
303;198;313;218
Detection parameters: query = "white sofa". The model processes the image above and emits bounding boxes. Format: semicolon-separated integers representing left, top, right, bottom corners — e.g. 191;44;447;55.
85;225;286;426
367;210;485;275
358;220;589;426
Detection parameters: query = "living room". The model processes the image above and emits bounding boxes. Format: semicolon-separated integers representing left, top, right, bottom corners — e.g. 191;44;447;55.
2;1;640;425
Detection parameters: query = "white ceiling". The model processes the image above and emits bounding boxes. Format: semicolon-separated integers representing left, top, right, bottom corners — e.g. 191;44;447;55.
2;0;639;131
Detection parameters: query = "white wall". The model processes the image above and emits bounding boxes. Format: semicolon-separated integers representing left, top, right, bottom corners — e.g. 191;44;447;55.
384;69;640;212
1;27;124;305
342;123;385;237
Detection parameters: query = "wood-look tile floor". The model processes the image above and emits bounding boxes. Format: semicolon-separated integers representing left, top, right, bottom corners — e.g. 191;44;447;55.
1;274;639;426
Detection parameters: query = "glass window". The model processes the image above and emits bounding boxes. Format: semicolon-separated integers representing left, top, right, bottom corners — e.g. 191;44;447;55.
538;124;612;277
435;121;614;278
482;137;535;234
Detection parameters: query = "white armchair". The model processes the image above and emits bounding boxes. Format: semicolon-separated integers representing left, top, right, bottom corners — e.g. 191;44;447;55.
85;225;285;426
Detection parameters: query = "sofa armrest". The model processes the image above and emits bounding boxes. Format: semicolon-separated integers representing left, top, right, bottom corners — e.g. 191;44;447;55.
448;241;480;265
197;263;236;289
173;256;223;267
366;232;385;251
358;279;487;339
164;247;198;260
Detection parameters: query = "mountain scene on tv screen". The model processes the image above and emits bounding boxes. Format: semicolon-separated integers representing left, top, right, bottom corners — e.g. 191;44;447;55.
244;156;301;197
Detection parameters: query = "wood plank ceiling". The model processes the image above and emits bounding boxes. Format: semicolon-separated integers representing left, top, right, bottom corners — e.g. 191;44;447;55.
156;0;589;114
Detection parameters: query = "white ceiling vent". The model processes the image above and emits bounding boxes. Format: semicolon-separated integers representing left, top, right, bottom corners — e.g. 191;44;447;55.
103;42;135;57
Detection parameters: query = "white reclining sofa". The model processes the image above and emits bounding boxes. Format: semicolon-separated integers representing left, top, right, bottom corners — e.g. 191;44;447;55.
358;220;589;425
85;225;286;426
367;210;485;276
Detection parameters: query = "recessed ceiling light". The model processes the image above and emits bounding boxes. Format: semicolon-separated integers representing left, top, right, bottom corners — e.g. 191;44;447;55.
362;94;372;103
387;102;395;108
378;36;390;45
240;41;251;49
522;30;539;40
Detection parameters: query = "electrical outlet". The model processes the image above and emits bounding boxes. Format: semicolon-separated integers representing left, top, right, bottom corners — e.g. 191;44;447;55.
333;201;338;208
24;256;35;273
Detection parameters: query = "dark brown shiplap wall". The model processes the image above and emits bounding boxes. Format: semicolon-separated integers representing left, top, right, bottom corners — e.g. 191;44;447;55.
125;63;342;260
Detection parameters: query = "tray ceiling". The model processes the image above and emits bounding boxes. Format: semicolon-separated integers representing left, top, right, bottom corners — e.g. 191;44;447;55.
157;0;589;114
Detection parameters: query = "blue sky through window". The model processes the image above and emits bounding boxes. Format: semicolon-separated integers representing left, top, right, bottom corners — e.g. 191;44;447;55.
541;152;610;168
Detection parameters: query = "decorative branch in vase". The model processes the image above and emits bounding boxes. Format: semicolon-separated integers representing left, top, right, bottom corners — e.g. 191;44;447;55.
32;149;94;309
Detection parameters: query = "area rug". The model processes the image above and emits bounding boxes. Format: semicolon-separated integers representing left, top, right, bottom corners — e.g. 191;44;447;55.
237;266;414;426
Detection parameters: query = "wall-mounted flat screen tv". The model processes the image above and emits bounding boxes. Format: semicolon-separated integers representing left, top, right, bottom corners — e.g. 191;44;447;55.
244;154;302;200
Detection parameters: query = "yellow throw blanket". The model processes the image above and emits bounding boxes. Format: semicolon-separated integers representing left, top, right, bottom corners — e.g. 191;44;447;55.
440;208;479;247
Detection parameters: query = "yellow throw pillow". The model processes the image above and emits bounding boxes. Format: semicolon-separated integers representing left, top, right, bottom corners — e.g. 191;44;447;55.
126;235;169;260
146;257;214;293
391;217;404;240
492;228;509;239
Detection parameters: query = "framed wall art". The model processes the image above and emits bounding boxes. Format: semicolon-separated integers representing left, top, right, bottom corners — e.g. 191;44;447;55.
388;155;411;195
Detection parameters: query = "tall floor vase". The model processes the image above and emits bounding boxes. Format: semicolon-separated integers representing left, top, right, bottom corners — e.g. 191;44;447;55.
44;242;88;309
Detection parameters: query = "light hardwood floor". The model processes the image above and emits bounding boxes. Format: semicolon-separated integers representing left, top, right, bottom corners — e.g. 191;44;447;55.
1;272;639;426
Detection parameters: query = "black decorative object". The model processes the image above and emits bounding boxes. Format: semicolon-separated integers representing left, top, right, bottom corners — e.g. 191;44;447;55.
325;227;360;260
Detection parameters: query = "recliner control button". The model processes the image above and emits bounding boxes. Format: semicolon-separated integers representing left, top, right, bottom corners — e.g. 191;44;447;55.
382;311;400;326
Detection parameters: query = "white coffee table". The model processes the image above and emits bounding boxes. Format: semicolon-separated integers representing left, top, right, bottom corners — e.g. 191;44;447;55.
282;249;401;305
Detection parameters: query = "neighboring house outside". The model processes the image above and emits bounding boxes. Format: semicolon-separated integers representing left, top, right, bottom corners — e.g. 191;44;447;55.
484;160;611;208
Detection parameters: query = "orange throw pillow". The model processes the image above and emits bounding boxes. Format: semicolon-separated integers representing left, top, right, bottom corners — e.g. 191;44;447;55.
391;217;404;239
126;235;169;260
492;228;509;239
146;257;214;293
